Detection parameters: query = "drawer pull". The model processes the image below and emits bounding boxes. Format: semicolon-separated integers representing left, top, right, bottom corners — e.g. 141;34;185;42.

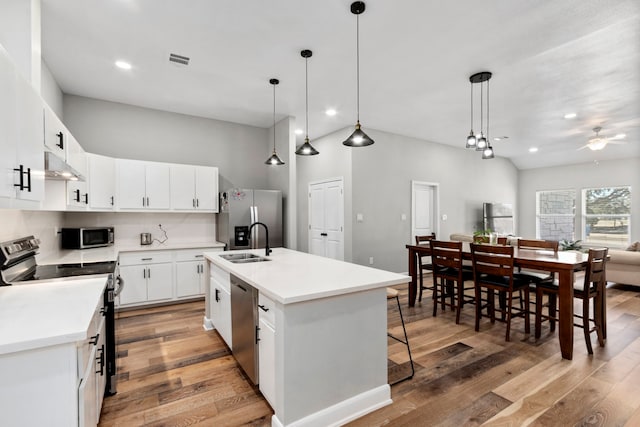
215;288;220;302
89;333;99;346
195;254;204;258
258;304;269;312
96;345;105;376
141;258;153;261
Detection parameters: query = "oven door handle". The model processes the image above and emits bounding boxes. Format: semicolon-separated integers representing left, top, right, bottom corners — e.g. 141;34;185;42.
114;275;125;297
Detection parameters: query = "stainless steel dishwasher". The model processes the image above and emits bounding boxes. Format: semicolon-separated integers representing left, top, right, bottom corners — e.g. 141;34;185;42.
230;274;259;384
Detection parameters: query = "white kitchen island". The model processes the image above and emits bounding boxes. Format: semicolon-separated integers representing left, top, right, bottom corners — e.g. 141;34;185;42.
203;248;410;427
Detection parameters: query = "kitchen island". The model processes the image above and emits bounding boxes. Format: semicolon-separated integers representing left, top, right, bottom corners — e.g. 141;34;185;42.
203;248;409;427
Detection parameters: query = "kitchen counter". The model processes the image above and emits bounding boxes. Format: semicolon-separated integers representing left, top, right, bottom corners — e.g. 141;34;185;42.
39;241;224;265
204;248;410;427
205;247;409;304
0;277;107;354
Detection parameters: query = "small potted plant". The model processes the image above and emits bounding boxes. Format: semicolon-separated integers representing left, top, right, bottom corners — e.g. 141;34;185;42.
560;239;582;251
473;228;492;243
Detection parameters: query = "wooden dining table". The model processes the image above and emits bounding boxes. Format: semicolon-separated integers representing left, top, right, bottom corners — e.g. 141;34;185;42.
406;243;591;360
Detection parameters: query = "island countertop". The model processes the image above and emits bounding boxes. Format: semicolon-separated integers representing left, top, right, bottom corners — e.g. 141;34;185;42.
204;248;410;304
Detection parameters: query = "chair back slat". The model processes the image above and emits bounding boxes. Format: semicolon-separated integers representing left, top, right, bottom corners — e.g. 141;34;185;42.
430;240;463;271
517;239;559;252
585;248;608;288
415;233;436;245
471;243;515;286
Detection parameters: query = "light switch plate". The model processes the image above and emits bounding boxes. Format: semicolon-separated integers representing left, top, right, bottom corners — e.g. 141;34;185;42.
356;213;364;222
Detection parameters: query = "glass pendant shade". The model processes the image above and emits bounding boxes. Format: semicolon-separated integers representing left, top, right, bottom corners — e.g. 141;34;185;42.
265;151;285;165
482;144;495;159
295;137;319;155
343;122;374;147
466;131;477;148
476;133;487;150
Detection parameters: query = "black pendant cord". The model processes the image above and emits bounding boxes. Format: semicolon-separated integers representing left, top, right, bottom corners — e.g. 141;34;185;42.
486;79;490;142
470;82;474;132
356;12;360;123
480;79;484;136
272;83;276;153
305;56;309;139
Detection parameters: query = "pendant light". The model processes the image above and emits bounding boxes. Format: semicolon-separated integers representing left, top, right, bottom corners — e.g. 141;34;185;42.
265;78;285;165
465;71;494;159
295;49;319;156
343;1;374;147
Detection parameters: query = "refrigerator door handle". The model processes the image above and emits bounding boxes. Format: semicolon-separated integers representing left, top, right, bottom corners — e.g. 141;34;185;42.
253;206;259;248
249;206;256;249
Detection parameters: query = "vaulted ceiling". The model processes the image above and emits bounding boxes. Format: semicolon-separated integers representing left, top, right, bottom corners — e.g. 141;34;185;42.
41;0;640;169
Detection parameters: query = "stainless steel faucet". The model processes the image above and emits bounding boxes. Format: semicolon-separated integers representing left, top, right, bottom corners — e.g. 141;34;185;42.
248;222;271;256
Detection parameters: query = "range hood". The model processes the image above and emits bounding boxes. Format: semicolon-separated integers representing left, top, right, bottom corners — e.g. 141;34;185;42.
44;151;85;181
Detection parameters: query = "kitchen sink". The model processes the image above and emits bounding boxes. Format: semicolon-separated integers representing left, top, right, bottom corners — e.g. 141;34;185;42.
220;253;270;263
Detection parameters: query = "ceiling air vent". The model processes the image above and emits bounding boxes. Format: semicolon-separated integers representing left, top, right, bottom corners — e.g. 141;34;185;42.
169;53;189;66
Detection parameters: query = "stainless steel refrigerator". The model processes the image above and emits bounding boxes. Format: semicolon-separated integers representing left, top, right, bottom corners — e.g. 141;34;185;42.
217;189;283;250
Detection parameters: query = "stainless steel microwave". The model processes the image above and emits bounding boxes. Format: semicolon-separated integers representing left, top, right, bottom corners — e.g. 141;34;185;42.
61;227;115;249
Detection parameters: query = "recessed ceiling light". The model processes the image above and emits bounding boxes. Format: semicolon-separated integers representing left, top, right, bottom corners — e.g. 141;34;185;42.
529;147;538;153
294;129;303;135
115;60;132;70
325;109;337;116
563;112;577;119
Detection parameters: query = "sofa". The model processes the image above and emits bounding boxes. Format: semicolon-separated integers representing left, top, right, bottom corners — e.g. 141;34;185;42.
449;233;640;287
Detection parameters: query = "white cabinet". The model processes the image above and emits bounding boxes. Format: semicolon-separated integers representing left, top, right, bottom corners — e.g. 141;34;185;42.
175;249;210;298
67;179;90;209
78;306;106;427
170;165;219;212
258;293;276;408
66;133;88;180
117;159;170;210
118;251;173;306
0;45;44;206
43;102;67;160
209;262;232;348
87;154;116;210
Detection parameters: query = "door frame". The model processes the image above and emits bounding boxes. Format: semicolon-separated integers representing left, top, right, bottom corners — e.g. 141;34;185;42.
411;180;440;241
308;177;345;260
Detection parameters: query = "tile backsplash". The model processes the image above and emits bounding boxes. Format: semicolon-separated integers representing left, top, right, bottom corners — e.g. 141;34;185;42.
0;210;65;260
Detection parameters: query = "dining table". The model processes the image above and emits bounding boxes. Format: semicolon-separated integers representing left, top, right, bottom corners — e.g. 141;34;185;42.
406;242;591;360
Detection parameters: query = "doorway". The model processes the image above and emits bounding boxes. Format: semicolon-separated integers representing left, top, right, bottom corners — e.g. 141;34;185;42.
308;178;344;260
411;181;439;241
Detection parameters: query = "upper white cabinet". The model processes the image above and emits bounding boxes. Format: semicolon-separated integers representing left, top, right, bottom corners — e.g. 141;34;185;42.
116;159;170;210
0;45;44;207
87;154;116;210
170;165;219;212
43;103;67;160
66;133;88;179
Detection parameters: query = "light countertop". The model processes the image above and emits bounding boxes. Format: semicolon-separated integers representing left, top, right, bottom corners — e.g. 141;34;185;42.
0;277;108;355
205;248;410;304
39;241;225;265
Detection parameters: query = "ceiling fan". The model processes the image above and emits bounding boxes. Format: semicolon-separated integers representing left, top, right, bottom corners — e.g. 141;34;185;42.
579;126;627;151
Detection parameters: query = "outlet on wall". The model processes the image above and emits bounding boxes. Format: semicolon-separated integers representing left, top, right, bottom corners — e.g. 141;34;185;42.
54;227;59;236
369;256;374;265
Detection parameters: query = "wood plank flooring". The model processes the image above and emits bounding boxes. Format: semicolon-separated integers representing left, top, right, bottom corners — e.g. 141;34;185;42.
99;280;640;426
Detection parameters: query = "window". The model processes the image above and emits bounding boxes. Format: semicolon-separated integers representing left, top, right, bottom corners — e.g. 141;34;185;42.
536;190;576;241
582;186;631;247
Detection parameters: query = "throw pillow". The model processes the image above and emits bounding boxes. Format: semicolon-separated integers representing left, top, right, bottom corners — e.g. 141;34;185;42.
626;241;640;251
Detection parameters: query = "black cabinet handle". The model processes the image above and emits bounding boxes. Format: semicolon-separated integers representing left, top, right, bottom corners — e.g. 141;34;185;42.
258;304;269;312
215;288;220;302
100;306;107;316
196;199;199;208
193;199;196;208
320;232;328;236
255;325;261;344
73;189;80;202
13;165;25;190
147;267;151;278
83;193;89;204
90;333;99;346
56;131;64;149
96;345;105;376
142;196;145;207
146;196;150;206
110;196;114;206
25;168;32;192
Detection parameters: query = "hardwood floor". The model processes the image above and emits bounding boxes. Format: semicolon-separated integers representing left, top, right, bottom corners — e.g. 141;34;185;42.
99;280;640;426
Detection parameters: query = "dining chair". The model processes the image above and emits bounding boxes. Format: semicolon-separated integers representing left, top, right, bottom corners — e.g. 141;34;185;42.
516;239;559;284
415;233;436;302
534;248;608;354
430;240;474;324
471;243;531;341
386;287;414;384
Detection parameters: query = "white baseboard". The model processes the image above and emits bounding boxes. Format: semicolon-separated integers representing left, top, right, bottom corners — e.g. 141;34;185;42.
271;384;391;427
202;316;213;331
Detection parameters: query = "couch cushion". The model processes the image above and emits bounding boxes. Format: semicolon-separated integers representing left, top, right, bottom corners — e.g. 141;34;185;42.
626;241;640;251
608;249;640;266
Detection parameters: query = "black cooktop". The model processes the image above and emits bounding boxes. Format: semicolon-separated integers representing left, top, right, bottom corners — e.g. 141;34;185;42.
20;261;117;282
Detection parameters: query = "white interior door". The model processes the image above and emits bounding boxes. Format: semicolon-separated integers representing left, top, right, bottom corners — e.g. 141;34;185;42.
309;178;344;260
412;181;439;241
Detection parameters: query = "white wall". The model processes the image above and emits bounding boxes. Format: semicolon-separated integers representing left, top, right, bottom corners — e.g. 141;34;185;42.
63;95;270;191
40;59;63;117
0;210;64;260
518;157;640;245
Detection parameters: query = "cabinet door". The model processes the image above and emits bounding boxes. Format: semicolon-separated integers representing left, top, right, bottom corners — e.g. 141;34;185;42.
170;164;195;210
116;159;146;209
147;263;173;301
258;318;276;408
117;265;147;305
176;260;201;298
145;163;170;210
218;286;232;347
88;154;115;210
78;343;98;427
43;103;67;160
14;75;44;202
195;166;218;211
67;180;89;209
95;317;107;422
66;133;87;179
0;47;18;199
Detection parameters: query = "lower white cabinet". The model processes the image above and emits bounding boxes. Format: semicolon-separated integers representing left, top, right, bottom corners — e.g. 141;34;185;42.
258;293;276;408
78;313;106;427
118;252;173;306
209;262;232;348
118;247;222;308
